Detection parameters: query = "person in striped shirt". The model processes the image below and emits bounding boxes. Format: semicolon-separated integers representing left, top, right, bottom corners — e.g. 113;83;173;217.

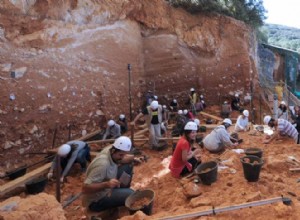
263;115;299;144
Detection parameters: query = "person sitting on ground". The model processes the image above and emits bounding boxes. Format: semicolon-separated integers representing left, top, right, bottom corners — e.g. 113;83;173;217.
131;100;162;149
170;99;178;112
102;120;121;140
202;118;238;153
118;114;128;134
221;101;231;118
82;136;144;214
169;121;201;178
171;110;188;137
234;110;250;132
263;115;299;144
231;93;243;112
195;94;206;112
278;101;288;120
47;141;91;183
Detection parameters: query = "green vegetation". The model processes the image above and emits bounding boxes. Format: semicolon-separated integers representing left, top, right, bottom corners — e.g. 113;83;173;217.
262;24;300;53
167;0;266;28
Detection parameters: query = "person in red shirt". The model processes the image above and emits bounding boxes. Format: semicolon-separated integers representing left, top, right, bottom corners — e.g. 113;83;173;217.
169;121;201;178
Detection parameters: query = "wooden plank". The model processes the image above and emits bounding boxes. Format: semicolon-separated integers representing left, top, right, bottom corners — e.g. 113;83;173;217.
199;111;223;121
0;163;51;197
87;137;180;144
77;129;102;141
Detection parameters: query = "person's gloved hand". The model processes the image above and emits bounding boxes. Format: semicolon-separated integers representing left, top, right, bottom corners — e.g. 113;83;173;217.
47;172;53;179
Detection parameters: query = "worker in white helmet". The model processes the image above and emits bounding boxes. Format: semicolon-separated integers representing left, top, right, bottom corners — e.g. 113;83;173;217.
231;93;243;112
187;88;198;115
47;140;91;182
118;114;128;134
102;120;121;140
170;99;178;112
203;118;238;153
263;115;299;144
278;101;288;120
171;110;188;137
82;136;144;215
131;100;163;149
234;110;250;132
169;121;201;178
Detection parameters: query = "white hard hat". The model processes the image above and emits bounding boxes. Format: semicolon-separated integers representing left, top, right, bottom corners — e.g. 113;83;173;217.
280;101;286;105
113;136;132;152
107;120;115;127
264;115;272;125
224;101;228;104
200;95;204;99
150;100;158;109
183;109;188;115
58;144;71;157
173;99;177;103
184;121;198;131
178;110;183;115
235;93;239;97
243;110;249;117
153;95;158;100
163;105;167;109
194;119;200;126
119;114;125;119
223;118;232;125
190;88;195;92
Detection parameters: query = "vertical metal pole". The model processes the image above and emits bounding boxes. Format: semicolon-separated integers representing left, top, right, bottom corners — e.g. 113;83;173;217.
128;64;132;121
52;124;58;149
55;156;61;202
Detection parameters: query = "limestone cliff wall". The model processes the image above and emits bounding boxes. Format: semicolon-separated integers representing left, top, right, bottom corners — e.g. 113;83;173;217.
0;0;258;166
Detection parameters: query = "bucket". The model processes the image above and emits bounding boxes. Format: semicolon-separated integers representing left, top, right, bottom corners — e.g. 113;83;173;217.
199;126;206;132
195;161;218;185
245;148;263;158
6;165;27;180
241;155;264;182
125;189;155;215
25;176;48;194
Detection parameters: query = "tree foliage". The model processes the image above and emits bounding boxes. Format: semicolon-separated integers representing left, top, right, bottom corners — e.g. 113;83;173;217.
167;0;266;28
263;24;300;53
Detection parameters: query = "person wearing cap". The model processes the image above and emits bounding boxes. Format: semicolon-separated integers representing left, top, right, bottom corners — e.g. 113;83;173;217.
102;120;121;140
170;99;178;112
131;100;163;149
196;94;206;112
171;110;188;137
183;109;194;120
263;115;299;144
169;121;201;178
278;101;288;120
234;110;250;132
221;101;231;118
82;136;143;214
202;118;238;153
47;140;91;182
231;93;242;112
118;114;128;134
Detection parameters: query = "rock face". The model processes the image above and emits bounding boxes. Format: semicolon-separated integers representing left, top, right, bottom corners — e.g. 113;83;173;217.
0;193;66;220
0;0;258;166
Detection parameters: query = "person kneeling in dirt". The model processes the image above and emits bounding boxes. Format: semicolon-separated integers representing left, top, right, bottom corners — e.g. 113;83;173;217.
234;110;249;132
102;120;121;140
263;115;299;144
47;140;91;183
118;114;128;134
202;118;238;153
82;136;143;214
169;121;201;178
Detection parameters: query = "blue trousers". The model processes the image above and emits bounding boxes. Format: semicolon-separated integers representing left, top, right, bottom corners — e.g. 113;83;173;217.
89;164;134;212
61;145;91;170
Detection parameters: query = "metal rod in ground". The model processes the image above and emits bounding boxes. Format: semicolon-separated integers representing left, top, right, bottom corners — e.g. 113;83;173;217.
159;196;291;220
62;192;82;208
55;156;61;202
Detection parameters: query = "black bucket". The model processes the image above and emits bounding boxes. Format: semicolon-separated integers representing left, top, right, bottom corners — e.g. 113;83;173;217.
245;148;263;158
25;176;48;194
241;155;264;182
6;165;27;180
195;161;218;185
199;126;207;132
125;189;155;215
